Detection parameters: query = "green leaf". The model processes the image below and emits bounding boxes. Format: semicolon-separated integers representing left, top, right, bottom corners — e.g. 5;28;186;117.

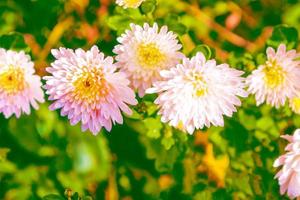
42;194;64;200
161;136;175;150
128;111;143;120
144;101;158;116
267;24;298;49
0;148;10;161
238;110;256;131
0;160;17;173
71;192;79;200
231;175;253;196
107;15;131;32
143;117;163;139
0;33;30;52
255;53;267;65
141;0;156;14
256;117;275;132
82;196;93;200
164;14;187;36
161;125;175;150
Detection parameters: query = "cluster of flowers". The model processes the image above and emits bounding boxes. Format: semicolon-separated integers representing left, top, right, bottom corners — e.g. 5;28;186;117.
2;23;300;135
112;2;300;199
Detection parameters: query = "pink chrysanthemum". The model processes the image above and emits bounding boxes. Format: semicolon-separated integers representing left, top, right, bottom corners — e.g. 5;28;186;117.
146;52;247;134
116;0;145;8
0;49;44;118
274;129;300;199
44;46;138;135
113;23;184;97
246;44;300;108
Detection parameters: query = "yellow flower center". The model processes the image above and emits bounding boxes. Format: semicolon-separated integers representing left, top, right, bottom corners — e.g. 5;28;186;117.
137;43;166;69
124;0;143;8
192;73;208;97
263;60;286;89
0;66;27;95
291;97;300;114
72;67;109;103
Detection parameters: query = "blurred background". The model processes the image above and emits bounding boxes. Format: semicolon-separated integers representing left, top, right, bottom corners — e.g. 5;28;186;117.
0;0;300;199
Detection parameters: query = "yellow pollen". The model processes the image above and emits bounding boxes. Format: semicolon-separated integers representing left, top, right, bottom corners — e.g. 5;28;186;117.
291;97;300;114
124;0;143;8
192;73;208;97
73;67;109;103
263;60;286;89
0;66;26;94
137;43;166;69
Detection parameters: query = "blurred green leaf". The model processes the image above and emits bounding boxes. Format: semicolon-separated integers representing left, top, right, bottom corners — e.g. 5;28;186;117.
164;14;188;36
0;32;30;52
144;117;163;139
141;0;156;14
267;24;298;49
42;194;64;200
0;148;10;161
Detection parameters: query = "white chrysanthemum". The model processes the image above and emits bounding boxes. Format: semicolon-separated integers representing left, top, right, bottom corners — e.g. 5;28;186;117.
246;44;300;108
146;52;247;134
113;23;184;97
274;129;300;199
116;0;145;8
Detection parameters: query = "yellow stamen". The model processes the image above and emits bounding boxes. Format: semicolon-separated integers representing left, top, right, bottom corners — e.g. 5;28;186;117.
192;73;208;97
72;67;109;103
137;43;166;69
0;66;26;94
263;60;286;89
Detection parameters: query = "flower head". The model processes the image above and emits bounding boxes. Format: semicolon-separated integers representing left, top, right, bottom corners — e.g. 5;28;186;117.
0;49;44;118
116;0;145;8
146;52;247;134
44;46;137;135
246;44;300;108
113;23;184;97
274;129;300;199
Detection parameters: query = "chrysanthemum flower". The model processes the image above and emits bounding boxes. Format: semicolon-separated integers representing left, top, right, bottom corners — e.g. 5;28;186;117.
146;52;247;134
44;46;137;135
273;129;300;199
113;23;184;97
116;0;145;8
246;44;300;108
0;49;44;118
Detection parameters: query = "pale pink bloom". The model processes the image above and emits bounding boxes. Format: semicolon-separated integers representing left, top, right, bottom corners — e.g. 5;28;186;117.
146;52;247;134
44;46;137;135
113;23;184;97
274;129;300;199
116;0;145;8
0;49;44;118
246;44;300;108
